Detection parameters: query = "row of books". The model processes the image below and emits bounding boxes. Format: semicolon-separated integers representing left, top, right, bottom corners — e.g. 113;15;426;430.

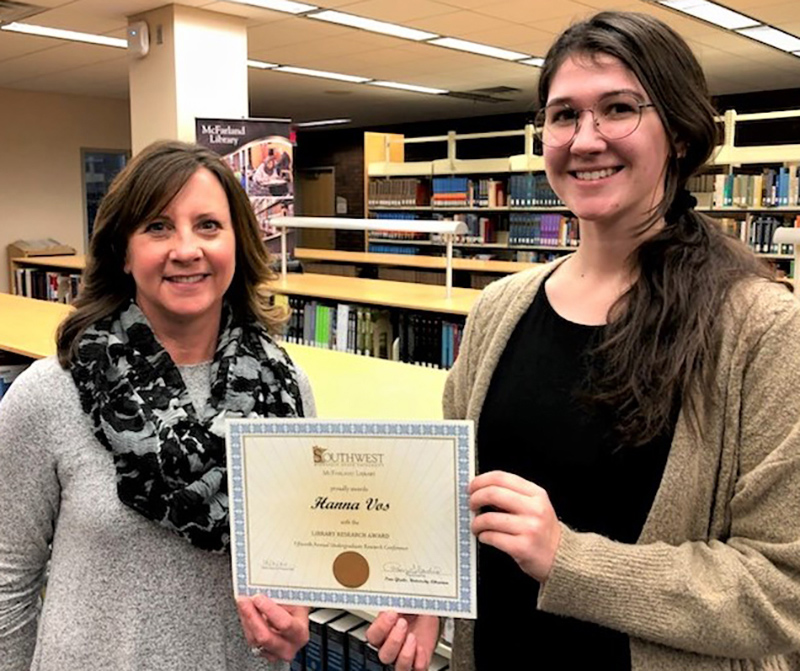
0;364;28;401
688;168;800;209
439;213;497;244
508;213;580;247
293;609;449;671
514;249;568;263
372;214;430;241
716;215;799;255
283;298;465;369
507;174;563;207
368;178;429;207
430;177;505;208
368;175;564;209
368;243;422;255
14;268;81;303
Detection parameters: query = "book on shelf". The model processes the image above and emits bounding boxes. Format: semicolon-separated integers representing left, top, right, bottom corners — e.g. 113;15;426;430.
696;167;800;209
13;267;81;304
0;364;29;401
368;178;430;208
346;624;370;671
306;608;347;671
284;297;464;370
326;613;367;671
507;174;563;207
508;213;579;247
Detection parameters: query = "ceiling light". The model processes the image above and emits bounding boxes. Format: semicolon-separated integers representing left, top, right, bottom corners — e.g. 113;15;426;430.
0;22;127;47
225;0;317;14
369;80;448;95
657;0;758;30
520;57;545;67
274;65;371;83
428;37;530;61
737;25;800;52
308;10;438;41
247;59;279;69
294;118;352;127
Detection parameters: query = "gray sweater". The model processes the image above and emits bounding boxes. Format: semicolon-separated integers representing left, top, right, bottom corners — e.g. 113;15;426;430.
0;356;315;671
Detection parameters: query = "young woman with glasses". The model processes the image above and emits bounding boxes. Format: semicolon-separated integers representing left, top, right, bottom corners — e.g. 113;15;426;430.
367;10;800;671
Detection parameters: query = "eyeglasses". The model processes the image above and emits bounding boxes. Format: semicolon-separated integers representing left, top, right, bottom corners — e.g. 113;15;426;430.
534;92;656;148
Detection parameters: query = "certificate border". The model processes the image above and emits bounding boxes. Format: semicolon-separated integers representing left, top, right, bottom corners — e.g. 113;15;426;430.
227;419;475;616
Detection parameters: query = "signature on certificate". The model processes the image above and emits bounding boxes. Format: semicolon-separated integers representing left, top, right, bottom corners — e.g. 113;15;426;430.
383;562;448;577
261;559;296;571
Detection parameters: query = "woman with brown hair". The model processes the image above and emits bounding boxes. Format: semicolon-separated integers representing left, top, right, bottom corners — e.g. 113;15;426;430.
368;11;800;671
0;140;311;669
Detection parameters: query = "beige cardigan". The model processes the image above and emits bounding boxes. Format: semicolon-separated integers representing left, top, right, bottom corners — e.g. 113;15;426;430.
443;258;800;671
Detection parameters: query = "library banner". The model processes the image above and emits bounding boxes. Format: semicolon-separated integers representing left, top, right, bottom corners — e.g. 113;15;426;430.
196;117;295;256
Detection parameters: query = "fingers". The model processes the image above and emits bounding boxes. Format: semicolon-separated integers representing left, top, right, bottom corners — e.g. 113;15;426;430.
236;596;309;661
470;470;542;497
377;616;409;664
366;610;399;647
393;631;417;671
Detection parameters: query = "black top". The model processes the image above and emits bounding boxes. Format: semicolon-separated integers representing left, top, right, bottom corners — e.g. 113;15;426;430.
474;284;674;670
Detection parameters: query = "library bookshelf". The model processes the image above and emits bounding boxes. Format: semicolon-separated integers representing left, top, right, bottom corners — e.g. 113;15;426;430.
364;109;800;280
6;250;483;368
10;254;86;303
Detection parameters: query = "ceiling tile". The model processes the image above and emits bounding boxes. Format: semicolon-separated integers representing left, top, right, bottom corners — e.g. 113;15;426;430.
325;0;456;22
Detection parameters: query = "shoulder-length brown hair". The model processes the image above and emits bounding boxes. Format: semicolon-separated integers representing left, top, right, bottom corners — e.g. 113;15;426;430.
538;11;774;446
57;140;286;368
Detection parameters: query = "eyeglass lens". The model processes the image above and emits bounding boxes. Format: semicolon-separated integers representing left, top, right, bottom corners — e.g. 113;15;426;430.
535;93;648;147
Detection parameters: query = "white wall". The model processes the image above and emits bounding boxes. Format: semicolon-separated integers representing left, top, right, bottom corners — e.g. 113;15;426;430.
0;87;131;293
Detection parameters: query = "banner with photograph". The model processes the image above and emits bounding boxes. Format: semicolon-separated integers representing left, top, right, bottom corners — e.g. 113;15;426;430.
196;118;294;255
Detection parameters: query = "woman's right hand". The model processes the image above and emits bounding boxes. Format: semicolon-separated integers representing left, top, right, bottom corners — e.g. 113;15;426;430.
366;611;440;671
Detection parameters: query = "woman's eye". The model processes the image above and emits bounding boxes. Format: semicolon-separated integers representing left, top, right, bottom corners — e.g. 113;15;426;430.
603;101;637;118
550;108;577;125
199;219;221;231
143;221;167;234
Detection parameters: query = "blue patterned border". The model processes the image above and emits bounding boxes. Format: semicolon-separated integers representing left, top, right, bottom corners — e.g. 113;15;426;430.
226;419;475;616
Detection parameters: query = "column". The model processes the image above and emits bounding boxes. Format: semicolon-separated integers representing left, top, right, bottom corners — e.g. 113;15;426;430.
128;4;248;154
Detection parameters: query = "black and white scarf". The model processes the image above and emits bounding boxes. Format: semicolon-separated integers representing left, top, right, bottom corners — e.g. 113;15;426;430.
71;300;304;552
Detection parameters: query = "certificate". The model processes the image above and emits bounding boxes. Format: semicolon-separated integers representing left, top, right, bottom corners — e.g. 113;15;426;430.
226;419;476;618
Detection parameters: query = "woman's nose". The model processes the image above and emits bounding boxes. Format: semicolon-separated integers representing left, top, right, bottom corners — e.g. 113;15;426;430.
570;109;605;152
169;230;202;261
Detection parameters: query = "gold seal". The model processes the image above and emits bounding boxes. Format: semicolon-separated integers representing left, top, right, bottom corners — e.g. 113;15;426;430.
333;551;370;588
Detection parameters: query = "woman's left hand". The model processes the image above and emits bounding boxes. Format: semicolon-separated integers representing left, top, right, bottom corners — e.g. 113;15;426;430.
236;595;309;662
470;470;562;583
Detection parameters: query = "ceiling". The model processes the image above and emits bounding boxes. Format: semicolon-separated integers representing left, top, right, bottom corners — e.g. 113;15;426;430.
1;0;800;128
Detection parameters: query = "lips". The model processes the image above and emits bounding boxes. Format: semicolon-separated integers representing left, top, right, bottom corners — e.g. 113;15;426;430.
165;274;209;284
571;167;623;181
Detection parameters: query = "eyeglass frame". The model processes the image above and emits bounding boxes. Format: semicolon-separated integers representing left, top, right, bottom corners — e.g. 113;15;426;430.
534;93;657;148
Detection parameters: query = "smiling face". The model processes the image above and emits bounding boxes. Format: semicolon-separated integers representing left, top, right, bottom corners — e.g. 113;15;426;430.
124;167;236;335
543;53;672;232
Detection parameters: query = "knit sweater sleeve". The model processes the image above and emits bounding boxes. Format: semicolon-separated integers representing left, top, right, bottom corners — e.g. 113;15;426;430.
537;287;800;659
0;359;61;671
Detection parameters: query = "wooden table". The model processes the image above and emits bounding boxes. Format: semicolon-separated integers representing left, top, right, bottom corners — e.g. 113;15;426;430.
0;293;446;419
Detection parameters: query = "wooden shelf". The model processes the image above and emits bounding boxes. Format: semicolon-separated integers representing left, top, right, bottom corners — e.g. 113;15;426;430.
368;237;576;252
269;273;480;316
699;207;800;213
294;248;541;274
11;255;86;271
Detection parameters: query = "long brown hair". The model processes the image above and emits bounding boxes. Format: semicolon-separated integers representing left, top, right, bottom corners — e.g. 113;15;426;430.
57;140;286;368
538;11;774;446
